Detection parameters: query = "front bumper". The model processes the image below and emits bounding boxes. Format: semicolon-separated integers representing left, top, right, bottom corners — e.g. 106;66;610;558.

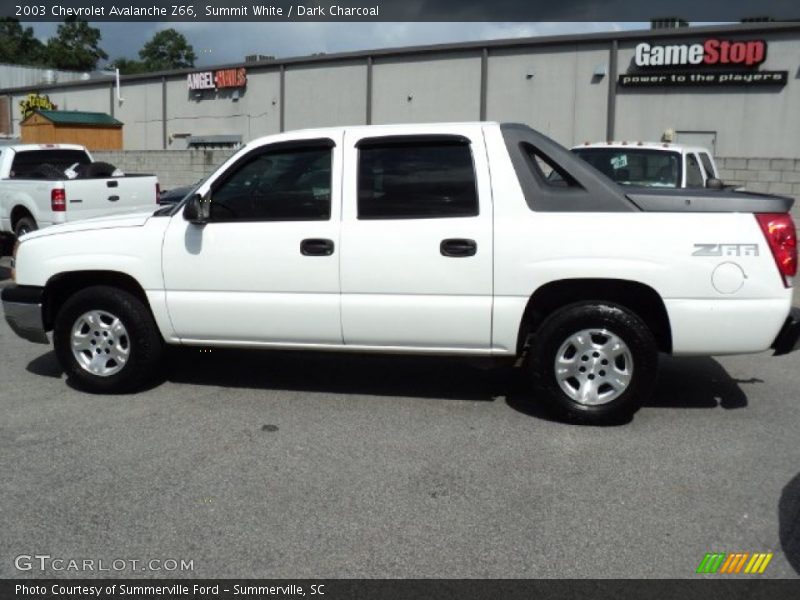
1;285;48;344
772;307;800;356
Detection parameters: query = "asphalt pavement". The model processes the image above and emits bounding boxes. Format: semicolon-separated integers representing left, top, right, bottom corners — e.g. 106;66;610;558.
1;258;799;579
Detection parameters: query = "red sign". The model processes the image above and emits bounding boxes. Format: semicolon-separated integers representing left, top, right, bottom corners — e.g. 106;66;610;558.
214;68;247;89
187;67;247;91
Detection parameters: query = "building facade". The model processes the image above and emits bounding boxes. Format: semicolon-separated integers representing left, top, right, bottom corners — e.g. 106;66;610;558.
1;22;799;194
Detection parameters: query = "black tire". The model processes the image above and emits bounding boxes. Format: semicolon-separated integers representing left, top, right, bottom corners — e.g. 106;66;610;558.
78;161;117;178
14;216;37;238
527;302;659;424
53;286;164;393
1;234;16;257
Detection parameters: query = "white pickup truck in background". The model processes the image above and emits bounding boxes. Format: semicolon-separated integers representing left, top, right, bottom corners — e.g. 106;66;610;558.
0;144;159;238
3;122;798;424
571;141;721;189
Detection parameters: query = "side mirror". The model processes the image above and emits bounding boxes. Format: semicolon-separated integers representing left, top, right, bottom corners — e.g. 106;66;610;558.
183;192;210;224
706;177;724;190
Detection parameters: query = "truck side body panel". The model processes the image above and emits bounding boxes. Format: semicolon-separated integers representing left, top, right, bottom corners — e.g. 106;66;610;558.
485;124;792;355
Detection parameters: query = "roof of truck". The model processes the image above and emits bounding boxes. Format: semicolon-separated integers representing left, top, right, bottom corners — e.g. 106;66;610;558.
237;122;504;151
2;143;87;153
290;121;500;134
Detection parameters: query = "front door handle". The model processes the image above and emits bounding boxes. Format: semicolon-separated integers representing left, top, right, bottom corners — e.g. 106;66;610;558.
440;238;477;257
300;238;334;256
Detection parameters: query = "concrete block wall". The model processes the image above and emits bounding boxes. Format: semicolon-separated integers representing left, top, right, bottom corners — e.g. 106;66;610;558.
716;157;800;222
93;149;237;191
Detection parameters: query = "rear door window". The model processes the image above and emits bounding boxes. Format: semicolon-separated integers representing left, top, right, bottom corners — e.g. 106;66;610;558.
357;137;478;219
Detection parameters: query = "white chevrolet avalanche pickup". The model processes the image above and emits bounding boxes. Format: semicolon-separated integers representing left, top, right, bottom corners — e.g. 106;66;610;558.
3;123;799;423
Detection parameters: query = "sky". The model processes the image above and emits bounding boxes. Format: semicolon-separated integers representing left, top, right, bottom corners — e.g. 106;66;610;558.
26;22;662;67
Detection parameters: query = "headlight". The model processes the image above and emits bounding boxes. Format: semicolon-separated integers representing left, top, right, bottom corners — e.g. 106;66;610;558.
11;239;19;282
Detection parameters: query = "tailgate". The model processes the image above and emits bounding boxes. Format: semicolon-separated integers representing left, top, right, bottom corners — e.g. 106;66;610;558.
64;176;158;220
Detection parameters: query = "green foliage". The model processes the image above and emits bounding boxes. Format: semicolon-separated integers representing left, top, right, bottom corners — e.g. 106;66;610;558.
2;20;196;76
0;18;47;66
110;57;148;75
138;28;196;71
45;17;108;71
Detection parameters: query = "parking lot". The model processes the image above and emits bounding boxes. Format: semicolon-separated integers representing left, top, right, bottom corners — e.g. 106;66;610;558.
1;255;799;579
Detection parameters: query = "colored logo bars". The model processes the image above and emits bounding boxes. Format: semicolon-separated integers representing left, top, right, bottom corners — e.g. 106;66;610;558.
696;552;773;574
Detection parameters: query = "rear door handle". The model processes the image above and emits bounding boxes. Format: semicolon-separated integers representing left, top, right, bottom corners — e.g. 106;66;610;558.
106;180;118;188
300;238;334;256
440;238;477;257
108;195;120;202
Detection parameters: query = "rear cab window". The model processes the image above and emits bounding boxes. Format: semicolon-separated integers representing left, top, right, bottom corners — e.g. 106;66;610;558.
10;149;91;179
572;147;682;188
524;145;581;188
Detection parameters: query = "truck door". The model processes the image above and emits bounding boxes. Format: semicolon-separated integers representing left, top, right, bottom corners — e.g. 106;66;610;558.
161;133;343;344
339;125;493;350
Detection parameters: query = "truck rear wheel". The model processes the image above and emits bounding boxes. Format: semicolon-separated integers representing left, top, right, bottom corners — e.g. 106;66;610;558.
527;302;658;423
14;216;37;238
53;286;163;393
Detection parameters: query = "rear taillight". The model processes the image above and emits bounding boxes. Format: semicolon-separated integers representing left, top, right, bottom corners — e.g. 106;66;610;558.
756;213;797;287
51;188;66;211
156;182;161;204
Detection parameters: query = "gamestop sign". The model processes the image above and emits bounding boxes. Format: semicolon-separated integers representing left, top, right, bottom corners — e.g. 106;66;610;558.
634;39;767;68
620;38;787;88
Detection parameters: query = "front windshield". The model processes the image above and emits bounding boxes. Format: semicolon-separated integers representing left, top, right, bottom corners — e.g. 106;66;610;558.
572;148;682;188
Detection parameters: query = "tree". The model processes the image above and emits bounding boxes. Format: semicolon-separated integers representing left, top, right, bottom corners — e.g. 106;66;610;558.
0;18;46;66
138;28;196;71
45;17;107;71
110;57;147;75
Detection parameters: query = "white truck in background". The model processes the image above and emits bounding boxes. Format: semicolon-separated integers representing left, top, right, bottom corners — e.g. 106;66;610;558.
571;142;721;189
0;144;159;238
3;123;798;424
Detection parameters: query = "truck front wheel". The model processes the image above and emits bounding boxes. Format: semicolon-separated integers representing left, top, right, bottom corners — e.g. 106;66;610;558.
53;286;164;393
527;302;658;423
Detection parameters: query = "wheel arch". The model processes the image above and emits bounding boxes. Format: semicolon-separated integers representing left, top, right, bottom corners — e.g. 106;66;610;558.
43;270;152;331
517;278;673;355
10;205;35;230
